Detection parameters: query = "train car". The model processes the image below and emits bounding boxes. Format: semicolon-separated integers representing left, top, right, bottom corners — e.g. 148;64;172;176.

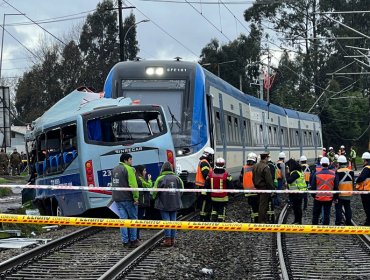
103;59;322;190
25;87;175;216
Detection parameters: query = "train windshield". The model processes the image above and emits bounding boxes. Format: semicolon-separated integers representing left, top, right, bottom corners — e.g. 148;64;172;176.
121;79;192;148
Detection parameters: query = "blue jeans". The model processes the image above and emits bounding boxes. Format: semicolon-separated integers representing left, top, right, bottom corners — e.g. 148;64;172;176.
273;180;283;207
160;210;177;238
116;201;138;243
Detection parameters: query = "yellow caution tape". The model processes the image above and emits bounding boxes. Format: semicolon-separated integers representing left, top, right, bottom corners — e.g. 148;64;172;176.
0;214;369;234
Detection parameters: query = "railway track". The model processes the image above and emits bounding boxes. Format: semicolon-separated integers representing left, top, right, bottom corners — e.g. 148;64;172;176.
277;200;370;279
0;212;196;280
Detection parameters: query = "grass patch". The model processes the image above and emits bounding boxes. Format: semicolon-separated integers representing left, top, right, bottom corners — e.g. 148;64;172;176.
0;178;9;184
0;187;12;197
1;223;44;237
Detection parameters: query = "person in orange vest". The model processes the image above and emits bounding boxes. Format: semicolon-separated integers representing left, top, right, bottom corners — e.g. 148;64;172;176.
195;147;215;221
205;157;233;222
275;152;287;207
355;152;370;225
334;155;354;226
239;152;258;222
299;155;311;211
310;157;338;225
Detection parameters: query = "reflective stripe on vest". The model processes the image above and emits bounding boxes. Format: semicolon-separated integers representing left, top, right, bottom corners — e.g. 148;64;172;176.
302;164;311;182
315;171;335;201
337;168;353;197
276;160;283;179
210;171;228;201
195;159;210;187
288;170;307;191
356;166;370;191
316;166;323;173
242;165;255;190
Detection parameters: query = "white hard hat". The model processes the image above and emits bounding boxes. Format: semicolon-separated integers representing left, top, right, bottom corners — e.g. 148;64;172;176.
340;145;345;149
329;147;333;150
278;152;286;159
337;155;347;164
203;147;215;155
215;157;225;168
362;152;370;160
323;148;326;151
320;157;330;165
300;155;307;162
334;154;339;160
318;154;323;159
247;152;257;162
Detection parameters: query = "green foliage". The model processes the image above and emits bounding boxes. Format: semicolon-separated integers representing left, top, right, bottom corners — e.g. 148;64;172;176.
122;12;139;61
0;187;12;197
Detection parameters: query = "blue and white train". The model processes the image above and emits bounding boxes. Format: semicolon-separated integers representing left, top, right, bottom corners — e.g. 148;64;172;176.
104;59;322;185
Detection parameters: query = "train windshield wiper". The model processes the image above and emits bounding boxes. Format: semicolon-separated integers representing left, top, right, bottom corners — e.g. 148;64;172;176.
167;105;181;131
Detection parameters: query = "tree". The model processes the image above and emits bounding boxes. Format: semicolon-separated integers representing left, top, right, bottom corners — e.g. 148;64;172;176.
122;12;139;61
79;0;119;91
199;25;262;96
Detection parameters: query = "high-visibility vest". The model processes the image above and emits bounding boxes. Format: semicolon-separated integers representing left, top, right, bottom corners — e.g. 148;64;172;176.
336;167;353;197
301;164;311;182
315;170;335;201
195;159;211;187
242;165;256;197
316;165;323;173
356;166;370;191
276;160;283;179
209;171;229;202
288;170;307;191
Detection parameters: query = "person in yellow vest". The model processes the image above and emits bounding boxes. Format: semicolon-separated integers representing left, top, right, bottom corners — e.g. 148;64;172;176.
350;146;357;171
355;152;370;226
334;155;354;226
205;157;233;222
286;159;307;224
239;152;258;222
195;147;214;221
299;155;311;211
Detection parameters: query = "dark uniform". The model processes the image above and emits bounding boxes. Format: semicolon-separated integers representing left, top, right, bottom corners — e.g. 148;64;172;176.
196;155;212;221
335;166;354;225
355;154;370;225
0;149;9;175
252;152;274;223
10;149;22;176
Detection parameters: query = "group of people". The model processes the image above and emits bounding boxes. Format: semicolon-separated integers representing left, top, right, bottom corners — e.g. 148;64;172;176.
322;145;358;171
111;153;183;248
239;148;370;226
0;148;24;176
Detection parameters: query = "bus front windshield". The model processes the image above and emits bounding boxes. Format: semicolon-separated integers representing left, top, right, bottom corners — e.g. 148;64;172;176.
121;80;193;149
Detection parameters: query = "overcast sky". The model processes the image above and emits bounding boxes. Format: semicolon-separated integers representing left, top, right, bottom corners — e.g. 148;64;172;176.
1;0;279;80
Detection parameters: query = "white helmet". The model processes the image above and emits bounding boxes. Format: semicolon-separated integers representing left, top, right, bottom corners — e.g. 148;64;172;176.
362;152;370;160
203;147;215;156
329;147;333;151
334;154;339;160
323;148;326;151
278;152;286;159
247;152;257;162
337;155;347;164
318;154;323;159
300;155;307;162
320;157;330;165
215;157;225;168
340;145;345;149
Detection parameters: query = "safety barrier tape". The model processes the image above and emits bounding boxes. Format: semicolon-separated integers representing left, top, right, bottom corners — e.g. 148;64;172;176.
0;184;368;194
0;213;369;234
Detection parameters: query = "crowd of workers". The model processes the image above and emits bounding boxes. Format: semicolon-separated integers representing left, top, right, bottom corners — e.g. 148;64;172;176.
195;145;370;226
0;148;25;176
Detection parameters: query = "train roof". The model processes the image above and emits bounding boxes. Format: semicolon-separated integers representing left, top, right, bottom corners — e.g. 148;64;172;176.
26;89;132;138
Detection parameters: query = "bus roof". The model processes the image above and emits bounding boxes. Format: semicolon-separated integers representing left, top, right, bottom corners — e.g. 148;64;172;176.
27;89;132;138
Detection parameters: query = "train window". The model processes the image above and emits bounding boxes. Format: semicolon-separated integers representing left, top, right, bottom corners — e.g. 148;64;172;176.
308;131;313;146
273;127;277;146
268;126;272;146
303;131;307;146
295;130;300;147
234;117;240;145
316;132;322;146
243;119;251;146
215;110;221;144
227;115;233;144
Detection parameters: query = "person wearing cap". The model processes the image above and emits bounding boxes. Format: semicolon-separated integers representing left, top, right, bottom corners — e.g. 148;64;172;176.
240;152;258;222
274;152;287;208
252;151;275;223
339;145;346;157
355;152;370;225
328;147;335;163
299;155;310;211
195;147;215;221
334;155;354;226
205;157;233;222
310;157;338;225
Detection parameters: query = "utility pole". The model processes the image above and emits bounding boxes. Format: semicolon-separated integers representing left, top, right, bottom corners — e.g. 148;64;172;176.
118;0;124;61
267;48;271;104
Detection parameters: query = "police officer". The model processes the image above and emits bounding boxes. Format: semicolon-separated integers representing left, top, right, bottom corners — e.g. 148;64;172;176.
0;149;9;175
252;151;274;224
195;147;214;221
310;157;338;225
205;157;233;222
240;152;258;222
334;155;354;226
10;148;22;176
355;152;370;226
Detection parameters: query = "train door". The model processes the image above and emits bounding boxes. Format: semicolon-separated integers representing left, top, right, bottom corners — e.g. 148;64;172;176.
206;94;215;150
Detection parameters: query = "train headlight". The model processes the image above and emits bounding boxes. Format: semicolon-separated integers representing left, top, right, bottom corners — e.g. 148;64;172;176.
146;67;155;75
176;147;192;157
155;67;164;75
